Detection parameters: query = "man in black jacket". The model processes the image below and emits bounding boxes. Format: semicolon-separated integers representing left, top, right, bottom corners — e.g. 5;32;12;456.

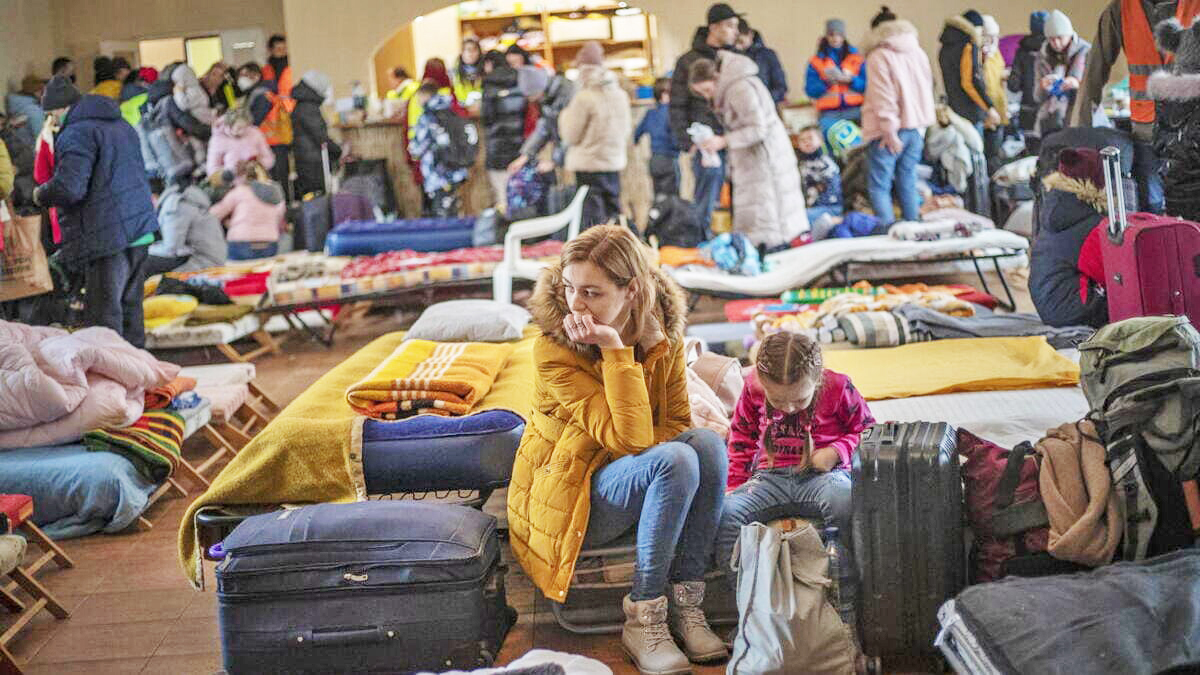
669;2;740;233
938;10;1001;133
1008;11;1049;141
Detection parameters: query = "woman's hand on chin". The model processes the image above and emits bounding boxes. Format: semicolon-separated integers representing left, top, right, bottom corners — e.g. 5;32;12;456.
564;313;624;350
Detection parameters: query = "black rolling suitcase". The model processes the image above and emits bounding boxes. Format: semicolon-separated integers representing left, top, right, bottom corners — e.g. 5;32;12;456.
216;501;516;674
852;422;967;666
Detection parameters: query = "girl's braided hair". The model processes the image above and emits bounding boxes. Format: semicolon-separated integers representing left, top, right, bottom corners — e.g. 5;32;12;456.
756;332;825;468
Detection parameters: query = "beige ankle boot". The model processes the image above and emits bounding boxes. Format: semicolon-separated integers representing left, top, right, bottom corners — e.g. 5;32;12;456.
622;595;692;675
668;582;728;663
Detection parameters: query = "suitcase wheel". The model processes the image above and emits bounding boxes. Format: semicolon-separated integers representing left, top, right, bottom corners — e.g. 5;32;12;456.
862;656;882;675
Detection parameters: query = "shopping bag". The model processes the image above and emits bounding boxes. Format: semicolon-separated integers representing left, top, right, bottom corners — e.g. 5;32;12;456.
0;200;53;301
727;521;856;675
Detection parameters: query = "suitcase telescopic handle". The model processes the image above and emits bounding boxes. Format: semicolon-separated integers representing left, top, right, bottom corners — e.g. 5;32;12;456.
1101;146;1126;243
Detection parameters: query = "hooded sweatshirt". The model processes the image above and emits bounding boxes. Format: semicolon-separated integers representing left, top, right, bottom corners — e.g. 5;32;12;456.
939;15;994;122
669;26;728;149
149;184;227;270
861;20;937;143
1030;171;1109;328
209;180;285;243
558;64;632;173
727;369;875;489
206;119;275;176
171;65;215;125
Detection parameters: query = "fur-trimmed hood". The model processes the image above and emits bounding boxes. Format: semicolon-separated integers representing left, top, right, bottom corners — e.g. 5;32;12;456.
864;19;921;54
528;259;688;359
1148;71;1200;101
1042;171;1108;214
940;15;981;47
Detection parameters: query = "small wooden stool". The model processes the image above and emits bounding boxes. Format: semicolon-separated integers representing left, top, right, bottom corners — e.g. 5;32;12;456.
0;495;73;580
0;534;70;675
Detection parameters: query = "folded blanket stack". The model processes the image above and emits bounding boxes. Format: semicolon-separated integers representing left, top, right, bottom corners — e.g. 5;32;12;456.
145;376;197;410
84;410;186;482
345;340;514;419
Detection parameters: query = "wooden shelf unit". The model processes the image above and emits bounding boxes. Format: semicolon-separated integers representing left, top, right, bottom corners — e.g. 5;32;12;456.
458;4;655;76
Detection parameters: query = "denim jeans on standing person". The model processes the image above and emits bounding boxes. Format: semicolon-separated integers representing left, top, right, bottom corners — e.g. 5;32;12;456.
85;244;150;348
227;241;279;261
1134;140;1165;214
867;128;923;226
583;429;728;601
692;150;727;236
715;468;853;580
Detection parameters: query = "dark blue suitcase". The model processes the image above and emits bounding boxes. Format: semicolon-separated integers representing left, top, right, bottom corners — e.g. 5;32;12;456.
216;501;515;674
298;192;332;253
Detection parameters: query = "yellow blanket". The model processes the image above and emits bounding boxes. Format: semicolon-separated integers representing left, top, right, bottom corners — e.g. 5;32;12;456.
345;340;514;419
822;336;1079;401
178;330;535;589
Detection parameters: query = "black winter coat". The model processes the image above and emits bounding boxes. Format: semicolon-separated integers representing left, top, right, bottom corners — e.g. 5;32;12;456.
1154;93;1200;222
669;27;726;150
1008;33;1045;130
36;95;158;265
291;81;342;196
481;65;527;170
1029;173;1109;328
938;16;993;124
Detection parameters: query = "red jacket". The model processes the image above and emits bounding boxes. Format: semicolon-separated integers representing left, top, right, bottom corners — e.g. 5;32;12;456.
1077;224;1104;303
33;130;61;243
727;369;875;489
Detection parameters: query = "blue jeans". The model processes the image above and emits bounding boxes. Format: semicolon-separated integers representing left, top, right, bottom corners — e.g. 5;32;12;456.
716;468;853;578
227;241;278;261
1134;140;1165;214
807;205;844;240
584;429;728;600
867;128;923;225
692;151;726;237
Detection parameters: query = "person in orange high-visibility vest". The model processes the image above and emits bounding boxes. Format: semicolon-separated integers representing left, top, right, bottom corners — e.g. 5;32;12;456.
805;18;866;141
238;62;293;202
261;34;294;104
1074;0;1200;213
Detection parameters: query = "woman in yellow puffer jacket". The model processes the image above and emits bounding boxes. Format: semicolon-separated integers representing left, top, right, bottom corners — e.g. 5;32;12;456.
507;224;728;674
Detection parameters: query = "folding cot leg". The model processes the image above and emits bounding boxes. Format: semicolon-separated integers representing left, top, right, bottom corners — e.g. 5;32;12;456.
1;640;21;675
0;587;22;613
18;522;73;572
216;343;248;364
6;567;69;619
247;380;281;413
969;255;1017;312
175;459;211;489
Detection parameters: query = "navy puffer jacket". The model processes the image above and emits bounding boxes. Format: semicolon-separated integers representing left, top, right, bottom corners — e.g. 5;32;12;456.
1029;172;1108;328
37;95;158;265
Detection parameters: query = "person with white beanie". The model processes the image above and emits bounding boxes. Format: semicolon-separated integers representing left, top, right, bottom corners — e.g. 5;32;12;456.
980;14;1010;171
1034;10;1091;137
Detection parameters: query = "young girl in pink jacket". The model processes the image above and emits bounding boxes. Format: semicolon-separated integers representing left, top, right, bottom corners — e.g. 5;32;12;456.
206;107;274;179
716;331;874;577
209;161;286;260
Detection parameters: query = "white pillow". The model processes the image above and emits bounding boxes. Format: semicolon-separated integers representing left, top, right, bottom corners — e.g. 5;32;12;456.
406;300;532;343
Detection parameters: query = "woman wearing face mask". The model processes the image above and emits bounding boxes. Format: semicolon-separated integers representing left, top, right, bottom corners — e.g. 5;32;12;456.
290;70;341;197
453;38;484;109
1033;10;1091;138
207;107;275;178
508;224;729;675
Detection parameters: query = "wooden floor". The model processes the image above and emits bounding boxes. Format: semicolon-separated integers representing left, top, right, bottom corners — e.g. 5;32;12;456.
1;270;1034;673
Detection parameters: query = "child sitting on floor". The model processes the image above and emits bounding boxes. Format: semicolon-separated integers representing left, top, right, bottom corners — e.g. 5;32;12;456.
408;81;471;217
796;125;844;239
716;331;875;579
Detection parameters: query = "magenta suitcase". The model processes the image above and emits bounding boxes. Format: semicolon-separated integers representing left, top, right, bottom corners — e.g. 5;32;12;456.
1099;147;1200;331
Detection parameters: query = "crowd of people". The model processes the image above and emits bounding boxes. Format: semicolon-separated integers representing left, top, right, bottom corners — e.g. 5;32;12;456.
0;34;341;348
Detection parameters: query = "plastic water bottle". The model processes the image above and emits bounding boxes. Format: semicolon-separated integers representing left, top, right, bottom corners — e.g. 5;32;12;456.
822;527;857;635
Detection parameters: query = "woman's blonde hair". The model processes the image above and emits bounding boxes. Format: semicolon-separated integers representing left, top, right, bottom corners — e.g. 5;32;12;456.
559;224;658;344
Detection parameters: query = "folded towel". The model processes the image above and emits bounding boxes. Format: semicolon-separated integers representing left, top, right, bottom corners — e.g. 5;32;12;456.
345;340;514;419
145;376;197;410
84;410;186;483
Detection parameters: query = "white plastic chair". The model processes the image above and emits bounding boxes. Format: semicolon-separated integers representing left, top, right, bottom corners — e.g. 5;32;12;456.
492;186;589;303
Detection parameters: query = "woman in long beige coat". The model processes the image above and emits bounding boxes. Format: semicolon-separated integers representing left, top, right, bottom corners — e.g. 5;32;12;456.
690;51;808;250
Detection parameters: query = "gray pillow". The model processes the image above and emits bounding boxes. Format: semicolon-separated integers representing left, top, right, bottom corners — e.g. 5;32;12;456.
406;300;532;343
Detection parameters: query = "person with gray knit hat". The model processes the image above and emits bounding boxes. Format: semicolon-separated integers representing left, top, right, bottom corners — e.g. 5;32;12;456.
41;75;81;113
559;40;632;230
290;69;341;197
1034;10;1090;138
806;15;866;137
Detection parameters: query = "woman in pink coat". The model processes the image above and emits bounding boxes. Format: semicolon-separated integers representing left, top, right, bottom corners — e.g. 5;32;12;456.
860;6;936;225
209;161;286;260
205;107;274;178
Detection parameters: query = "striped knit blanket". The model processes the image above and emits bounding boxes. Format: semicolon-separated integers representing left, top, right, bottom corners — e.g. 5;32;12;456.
84;410;186;483
345;340;514;419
